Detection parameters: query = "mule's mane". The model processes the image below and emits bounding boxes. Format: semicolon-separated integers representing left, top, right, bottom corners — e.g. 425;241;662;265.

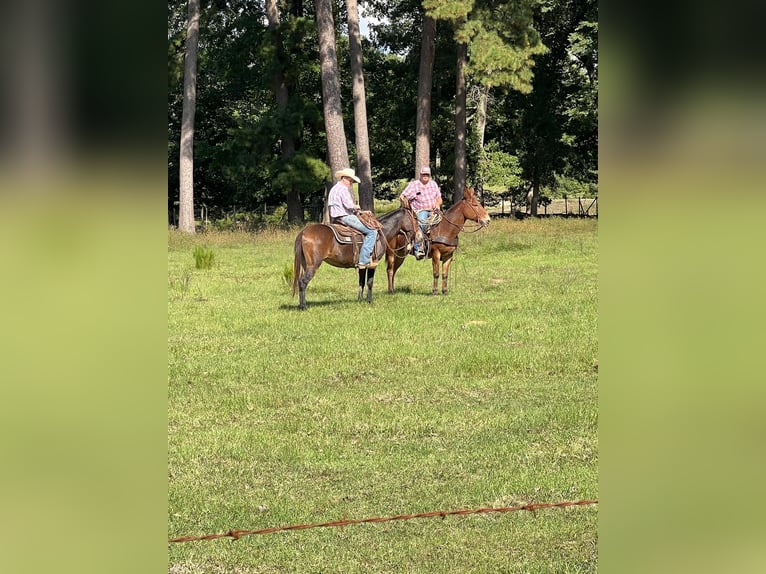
445;189;475;212
378;208;411;235
378;207;405;221
440;192;471;224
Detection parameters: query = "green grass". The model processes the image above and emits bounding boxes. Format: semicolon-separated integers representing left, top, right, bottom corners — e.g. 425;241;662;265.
193;245;215;269
168;217;598;573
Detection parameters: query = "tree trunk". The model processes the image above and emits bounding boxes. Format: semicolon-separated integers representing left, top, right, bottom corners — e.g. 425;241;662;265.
415;15;436;178
316;0;350;223
178;0;200;233
476;85;488;149
453;40;468;203
266;0;303;225
345;0;373;212
475;85;489;202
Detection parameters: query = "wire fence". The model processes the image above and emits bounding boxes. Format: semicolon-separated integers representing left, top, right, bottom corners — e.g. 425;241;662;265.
490;197;598;218
169;499;598;544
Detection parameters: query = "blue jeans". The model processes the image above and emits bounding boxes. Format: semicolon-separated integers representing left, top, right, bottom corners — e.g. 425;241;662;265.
340;215;378;265
414;210;431;251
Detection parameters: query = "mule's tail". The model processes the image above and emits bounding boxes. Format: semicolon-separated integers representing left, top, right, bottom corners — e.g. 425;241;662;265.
292;232;303;297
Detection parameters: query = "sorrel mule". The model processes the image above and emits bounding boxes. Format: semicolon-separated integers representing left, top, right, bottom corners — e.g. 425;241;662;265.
292;209;416;310
385;187;490;295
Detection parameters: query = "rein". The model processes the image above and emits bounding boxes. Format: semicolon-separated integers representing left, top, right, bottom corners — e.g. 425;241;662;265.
377;209;418;255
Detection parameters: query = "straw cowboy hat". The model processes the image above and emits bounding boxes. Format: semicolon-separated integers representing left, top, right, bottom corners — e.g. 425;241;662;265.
335;167;361;183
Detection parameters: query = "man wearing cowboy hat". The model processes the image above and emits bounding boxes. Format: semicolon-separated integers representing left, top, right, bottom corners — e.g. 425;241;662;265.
399;165;442;259
327;167;378;269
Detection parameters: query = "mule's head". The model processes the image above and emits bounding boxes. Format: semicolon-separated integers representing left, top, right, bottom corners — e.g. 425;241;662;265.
461;187;491;227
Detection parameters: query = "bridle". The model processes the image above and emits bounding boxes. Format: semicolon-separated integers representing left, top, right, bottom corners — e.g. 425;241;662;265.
439;197;489;233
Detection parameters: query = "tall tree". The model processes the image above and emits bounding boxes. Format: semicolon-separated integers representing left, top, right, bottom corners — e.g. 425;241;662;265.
266;0;303;225
414;15;437;179
425;0;545;201
316;0;350;222
453;40;468;201
423;1;470;200
513;0;596;215
345;0;374;211
473;85;489;149
166;0;596;223
470;84;490;199
178;0;200;233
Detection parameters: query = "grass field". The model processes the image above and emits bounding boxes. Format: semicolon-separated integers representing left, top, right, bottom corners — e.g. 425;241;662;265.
168;217;598;573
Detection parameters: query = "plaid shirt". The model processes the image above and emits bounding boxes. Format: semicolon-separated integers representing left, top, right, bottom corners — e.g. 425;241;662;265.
327;181;357;218
401;179;441;211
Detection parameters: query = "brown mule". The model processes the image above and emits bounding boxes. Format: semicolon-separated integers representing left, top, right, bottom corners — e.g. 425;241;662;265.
385;187;490;295
292;209;416;310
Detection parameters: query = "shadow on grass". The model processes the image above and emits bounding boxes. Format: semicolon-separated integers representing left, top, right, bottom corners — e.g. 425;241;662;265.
278;299;376;311
278;285;446;310
388;285;415;294
387;285;455;298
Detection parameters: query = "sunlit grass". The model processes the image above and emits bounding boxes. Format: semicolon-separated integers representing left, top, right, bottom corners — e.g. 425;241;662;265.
168;217;598;573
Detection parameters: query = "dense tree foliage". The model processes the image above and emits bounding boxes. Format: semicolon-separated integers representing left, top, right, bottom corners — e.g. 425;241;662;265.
168;0;597;225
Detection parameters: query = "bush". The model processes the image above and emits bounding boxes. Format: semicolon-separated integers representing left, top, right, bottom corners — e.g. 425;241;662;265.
193;245;214;270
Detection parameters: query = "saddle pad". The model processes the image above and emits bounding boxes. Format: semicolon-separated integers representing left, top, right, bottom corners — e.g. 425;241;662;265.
325;223;359;244
324;223;386;262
